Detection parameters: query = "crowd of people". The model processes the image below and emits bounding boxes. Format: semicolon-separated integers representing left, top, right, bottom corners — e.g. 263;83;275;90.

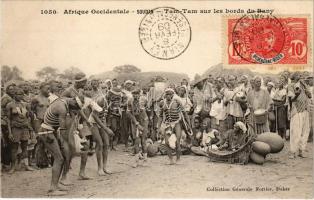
1;70;313;196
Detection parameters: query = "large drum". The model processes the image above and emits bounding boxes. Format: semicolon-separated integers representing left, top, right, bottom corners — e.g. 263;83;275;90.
254;109;268;124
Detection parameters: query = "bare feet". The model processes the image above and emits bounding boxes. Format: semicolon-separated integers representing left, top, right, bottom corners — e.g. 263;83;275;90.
98;170;106;176
57;184;69;191
47;190;68;196
8;167;15;174
25;165;35;171
103;169;112;174
169;158;175;165
132;162;138;168
78;174;93;180
111;146;117;151
60;179;74;186
299;151;307;158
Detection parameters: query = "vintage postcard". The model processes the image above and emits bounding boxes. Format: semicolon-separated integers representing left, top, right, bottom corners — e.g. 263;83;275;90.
0;0;313;199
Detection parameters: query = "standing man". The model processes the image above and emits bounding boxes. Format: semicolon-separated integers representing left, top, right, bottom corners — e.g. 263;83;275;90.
61;73;91;183
247;76;272;135
126;88;148;167
107;87;122;150
120;80;134;151
288;72;312;158
89;95;114;175
31;82;51;168
157;88;190;165
48;80;62;104
39;96;85;196
1;83;16;169
224;75;244;130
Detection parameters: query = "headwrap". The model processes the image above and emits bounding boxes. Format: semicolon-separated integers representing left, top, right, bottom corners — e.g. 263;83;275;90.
125;80;134;85
131;87;141;94
164;88;175;94
267;82;275;87
242;75;249;79
179;85;187;92
234;121;247;134
104;79;112;86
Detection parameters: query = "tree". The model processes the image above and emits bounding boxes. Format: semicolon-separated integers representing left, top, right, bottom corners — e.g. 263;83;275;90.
36;66;58;81
113;65;141;74
59;67;84;80
1;65;23;83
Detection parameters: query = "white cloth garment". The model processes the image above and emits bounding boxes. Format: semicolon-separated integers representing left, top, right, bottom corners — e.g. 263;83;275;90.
290;111;310;154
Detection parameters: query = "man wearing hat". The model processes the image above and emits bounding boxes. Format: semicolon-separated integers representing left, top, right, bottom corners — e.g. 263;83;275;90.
62;72;87;98
157;88;191;165
191;76;207;119
61;72;91;185
126;87;149;167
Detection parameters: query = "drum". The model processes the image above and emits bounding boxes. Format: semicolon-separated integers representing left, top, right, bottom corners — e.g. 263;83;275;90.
254;109;268;124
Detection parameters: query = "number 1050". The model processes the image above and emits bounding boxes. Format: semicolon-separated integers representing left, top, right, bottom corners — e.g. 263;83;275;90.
41;10;57;15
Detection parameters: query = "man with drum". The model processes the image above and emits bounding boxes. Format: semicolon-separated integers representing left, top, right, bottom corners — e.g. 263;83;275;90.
247;76;272;135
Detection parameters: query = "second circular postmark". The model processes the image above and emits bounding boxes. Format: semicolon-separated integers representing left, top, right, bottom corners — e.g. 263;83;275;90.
231;14;288;64
139;7;192;60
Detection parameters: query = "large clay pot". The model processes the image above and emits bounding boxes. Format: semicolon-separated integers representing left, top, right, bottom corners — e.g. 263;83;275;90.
250;152;265;165
256;132;284;153
147;143;159;157
252;141;271;156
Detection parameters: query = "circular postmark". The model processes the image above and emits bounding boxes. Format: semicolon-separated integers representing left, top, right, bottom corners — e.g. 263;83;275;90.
232;14;288;64
139;7;191;60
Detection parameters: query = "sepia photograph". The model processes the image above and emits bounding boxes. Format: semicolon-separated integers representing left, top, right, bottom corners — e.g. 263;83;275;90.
0;0;313;199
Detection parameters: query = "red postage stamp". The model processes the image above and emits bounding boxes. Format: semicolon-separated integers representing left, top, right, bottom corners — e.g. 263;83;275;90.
226;15;309;66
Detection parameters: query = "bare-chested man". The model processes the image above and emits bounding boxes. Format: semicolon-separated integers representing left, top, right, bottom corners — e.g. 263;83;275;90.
61;73;91;182
39;95;85;196
157;88;190;165
126;88;148;167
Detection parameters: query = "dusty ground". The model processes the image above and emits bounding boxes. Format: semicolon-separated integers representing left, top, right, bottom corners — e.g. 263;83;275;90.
1;141;313;199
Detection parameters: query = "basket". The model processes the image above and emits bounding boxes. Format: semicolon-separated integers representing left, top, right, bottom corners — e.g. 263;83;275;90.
207;142;253;164
207;124;255;165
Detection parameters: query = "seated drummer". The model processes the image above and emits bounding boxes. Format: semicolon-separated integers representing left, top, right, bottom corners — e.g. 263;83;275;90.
200;118;219;147
190;118;220;156
217;121;248;151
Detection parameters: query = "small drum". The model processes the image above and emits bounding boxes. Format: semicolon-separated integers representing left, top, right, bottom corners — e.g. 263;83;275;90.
254;109;268;124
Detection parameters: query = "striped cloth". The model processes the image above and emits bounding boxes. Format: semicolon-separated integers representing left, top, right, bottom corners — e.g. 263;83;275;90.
43;98;69;128
288;82;309;117
160;99;183;123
